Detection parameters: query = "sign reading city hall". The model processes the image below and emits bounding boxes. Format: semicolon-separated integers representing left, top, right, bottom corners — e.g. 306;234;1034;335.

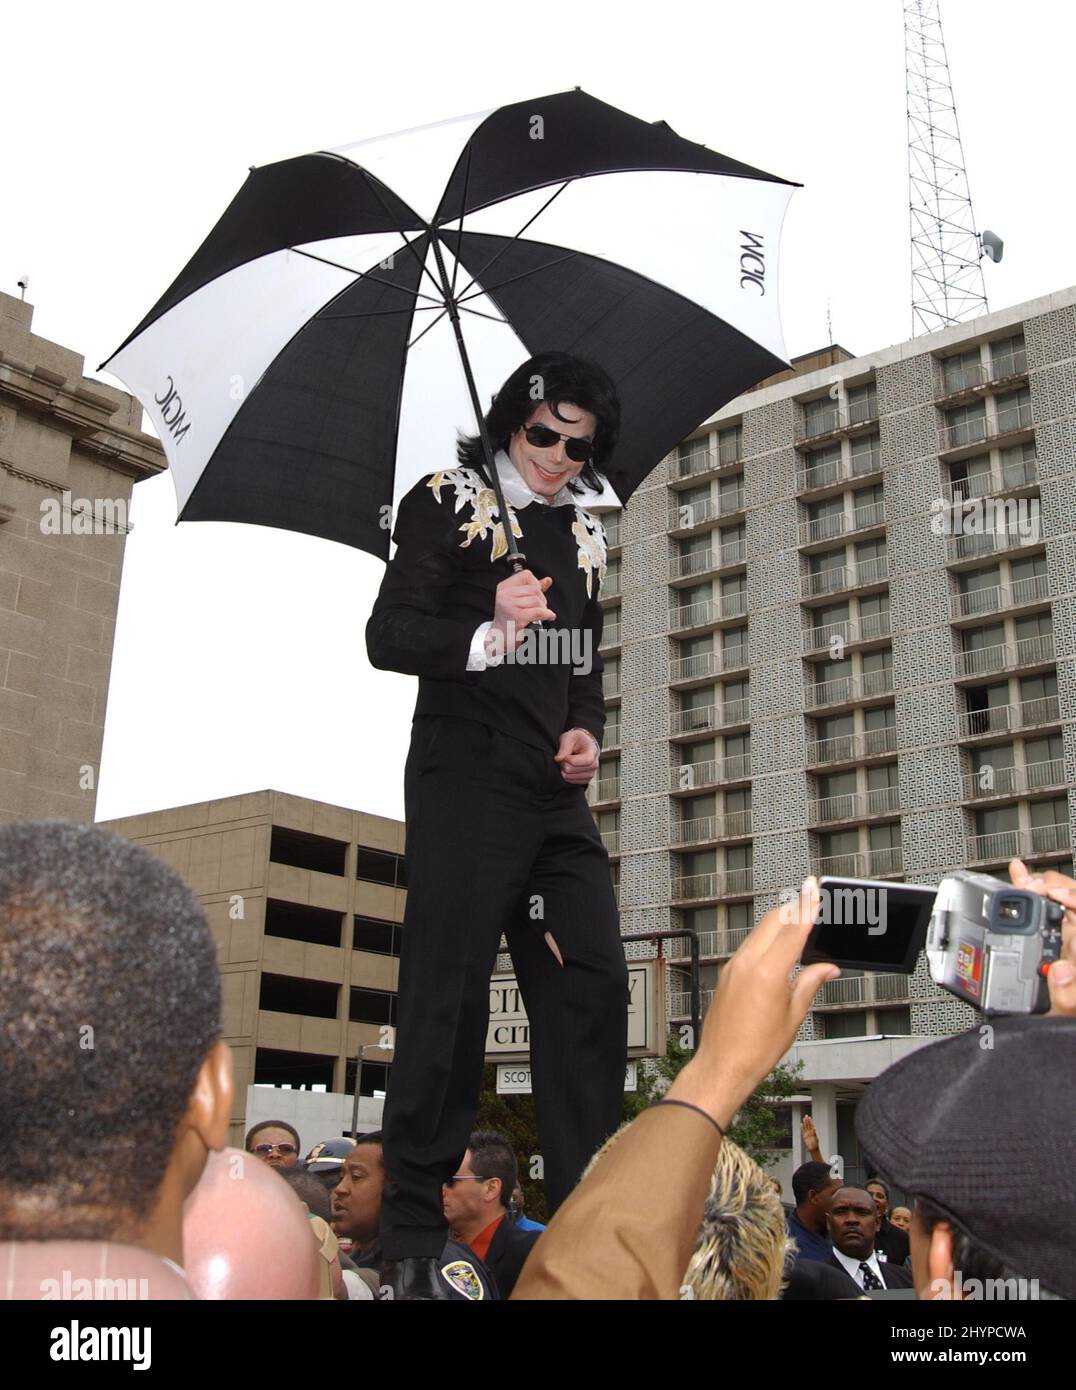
486;960;664;1063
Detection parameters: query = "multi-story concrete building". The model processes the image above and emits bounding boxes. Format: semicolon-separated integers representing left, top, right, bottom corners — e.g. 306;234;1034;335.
589;284;1075;1188
0;290;163;823
99;790;404;1152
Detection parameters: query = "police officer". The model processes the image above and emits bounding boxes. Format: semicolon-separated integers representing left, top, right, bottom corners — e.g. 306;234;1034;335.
365;351;629;1299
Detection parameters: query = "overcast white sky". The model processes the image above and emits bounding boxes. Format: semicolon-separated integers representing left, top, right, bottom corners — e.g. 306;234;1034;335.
4;0;1073;824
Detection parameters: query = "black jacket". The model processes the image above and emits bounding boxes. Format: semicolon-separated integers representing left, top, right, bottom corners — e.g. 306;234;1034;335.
828;1252;915;1290
365;467;607;755
483;1218;542;1299
875;1218;910;1266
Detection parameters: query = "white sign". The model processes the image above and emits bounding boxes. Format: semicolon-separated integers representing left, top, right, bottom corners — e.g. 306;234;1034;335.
486;961;663;1059
498;1061;638;1095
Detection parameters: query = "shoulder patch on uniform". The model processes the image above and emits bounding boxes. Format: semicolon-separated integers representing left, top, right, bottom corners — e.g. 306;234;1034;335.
440;1259;484;1300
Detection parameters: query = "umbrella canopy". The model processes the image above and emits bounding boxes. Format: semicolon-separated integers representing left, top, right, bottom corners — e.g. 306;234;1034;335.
100;89;799;560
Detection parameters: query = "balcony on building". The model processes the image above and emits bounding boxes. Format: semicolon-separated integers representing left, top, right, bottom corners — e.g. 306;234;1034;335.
797;496;886;550
961;758;1067;803
949;572;1050;624
943;443;1038;504
953;633;1055;682
669;987;716;1020
801;612;892;656
601;510;622;552
670;867;755;904
670;643;750;686
934;334;1028;405
669;925;751;963
794;382;878;447
598;612;622;652
668;424;743;485
805;724;898;767
669;697;750;740
669;752;752;794
805;667;894;711
796;437;882;497
590;774;621;806
813;972;912;1010
956;693;1061;741
812;845;903;878
671;808;754;848
669;589;749;635
599;828;620;855
808;784;901;827
604;713;621;749
938;387;1033;459
966;822;1070;867
667;488;746;541
800;553;889;600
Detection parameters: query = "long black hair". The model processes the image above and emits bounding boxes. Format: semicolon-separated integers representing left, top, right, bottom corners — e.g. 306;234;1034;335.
456;351;620;497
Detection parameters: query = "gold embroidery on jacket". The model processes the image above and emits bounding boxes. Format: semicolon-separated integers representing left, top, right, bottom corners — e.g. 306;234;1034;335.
427;468;522;563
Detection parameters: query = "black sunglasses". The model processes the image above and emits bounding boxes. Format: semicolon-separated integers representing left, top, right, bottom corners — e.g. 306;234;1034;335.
522;423;595;463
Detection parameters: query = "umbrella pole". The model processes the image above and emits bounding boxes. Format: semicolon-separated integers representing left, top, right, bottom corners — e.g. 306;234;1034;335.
429;236;527;577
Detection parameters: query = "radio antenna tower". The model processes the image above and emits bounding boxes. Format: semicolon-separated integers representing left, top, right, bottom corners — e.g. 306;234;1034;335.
905;0;989;336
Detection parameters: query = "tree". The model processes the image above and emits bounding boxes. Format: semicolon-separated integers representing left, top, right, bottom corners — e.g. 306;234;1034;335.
474;1064;548;1223
623;1034;804;1170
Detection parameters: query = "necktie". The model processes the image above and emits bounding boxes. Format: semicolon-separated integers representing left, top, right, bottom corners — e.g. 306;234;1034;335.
859;1262;884;1291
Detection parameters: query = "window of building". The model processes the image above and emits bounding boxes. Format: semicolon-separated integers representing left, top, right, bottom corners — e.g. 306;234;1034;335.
349;987;397;1026
355;847;403;887
254;1048;335;1090
995;386;1031;434
804;395;841;437
876;1006;911;1035
270;827;347;876
846;381;877;422
942;347;981;394
345;1058;391;1099
821;1009;869;1040
990;334;1026;378
850;433;880;474
353;916;400;956
259;974;339;1020
264;901;344;948
717;424;742;464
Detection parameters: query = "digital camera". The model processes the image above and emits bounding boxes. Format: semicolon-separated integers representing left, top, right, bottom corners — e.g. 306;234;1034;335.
926;869;1064;1014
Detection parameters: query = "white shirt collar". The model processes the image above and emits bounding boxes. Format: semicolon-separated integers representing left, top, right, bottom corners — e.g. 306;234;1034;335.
492;448;574;510
832;1245;886;1288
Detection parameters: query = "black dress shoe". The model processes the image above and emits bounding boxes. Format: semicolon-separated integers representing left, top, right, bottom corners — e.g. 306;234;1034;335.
381;1256;450;1301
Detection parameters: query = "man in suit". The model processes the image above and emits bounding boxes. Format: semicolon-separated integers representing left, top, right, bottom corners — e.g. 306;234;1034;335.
826;1187;914;1292
365;352;629;1299
443;1131;540;1298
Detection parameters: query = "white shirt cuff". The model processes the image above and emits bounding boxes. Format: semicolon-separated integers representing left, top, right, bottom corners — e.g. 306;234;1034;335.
467;621;505;671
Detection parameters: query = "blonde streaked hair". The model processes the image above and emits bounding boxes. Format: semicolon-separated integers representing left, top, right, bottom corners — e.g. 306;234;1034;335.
581;1124;793;1300
681;1138;793;1300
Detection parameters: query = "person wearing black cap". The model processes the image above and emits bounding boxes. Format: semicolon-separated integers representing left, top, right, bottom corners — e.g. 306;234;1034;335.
365;352;629;1300
855;1015;1076;1301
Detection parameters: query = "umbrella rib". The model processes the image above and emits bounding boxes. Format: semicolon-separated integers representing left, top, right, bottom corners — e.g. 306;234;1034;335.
448;143;474;302
457;250;582;302
457;304;510;325
450;180;572;302
358;169;446;302
407;307;451;349
289;246;442;305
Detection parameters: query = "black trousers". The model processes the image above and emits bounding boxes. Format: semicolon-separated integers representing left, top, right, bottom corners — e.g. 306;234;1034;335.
379;713;629;1260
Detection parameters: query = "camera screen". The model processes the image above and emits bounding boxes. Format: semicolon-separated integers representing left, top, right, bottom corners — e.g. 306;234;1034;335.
801;879;938;973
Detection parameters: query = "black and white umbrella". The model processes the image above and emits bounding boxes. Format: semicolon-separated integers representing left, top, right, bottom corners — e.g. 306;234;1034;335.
100;89;798;561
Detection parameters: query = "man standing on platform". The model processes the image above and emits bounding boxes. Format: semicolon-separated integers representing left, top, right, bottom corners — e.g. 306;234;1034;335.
366;351;628;1300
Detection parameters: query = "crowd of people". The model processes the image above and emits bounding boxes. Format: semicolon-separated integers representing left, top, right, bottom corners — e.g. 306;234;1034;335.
0;818;1073;1301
